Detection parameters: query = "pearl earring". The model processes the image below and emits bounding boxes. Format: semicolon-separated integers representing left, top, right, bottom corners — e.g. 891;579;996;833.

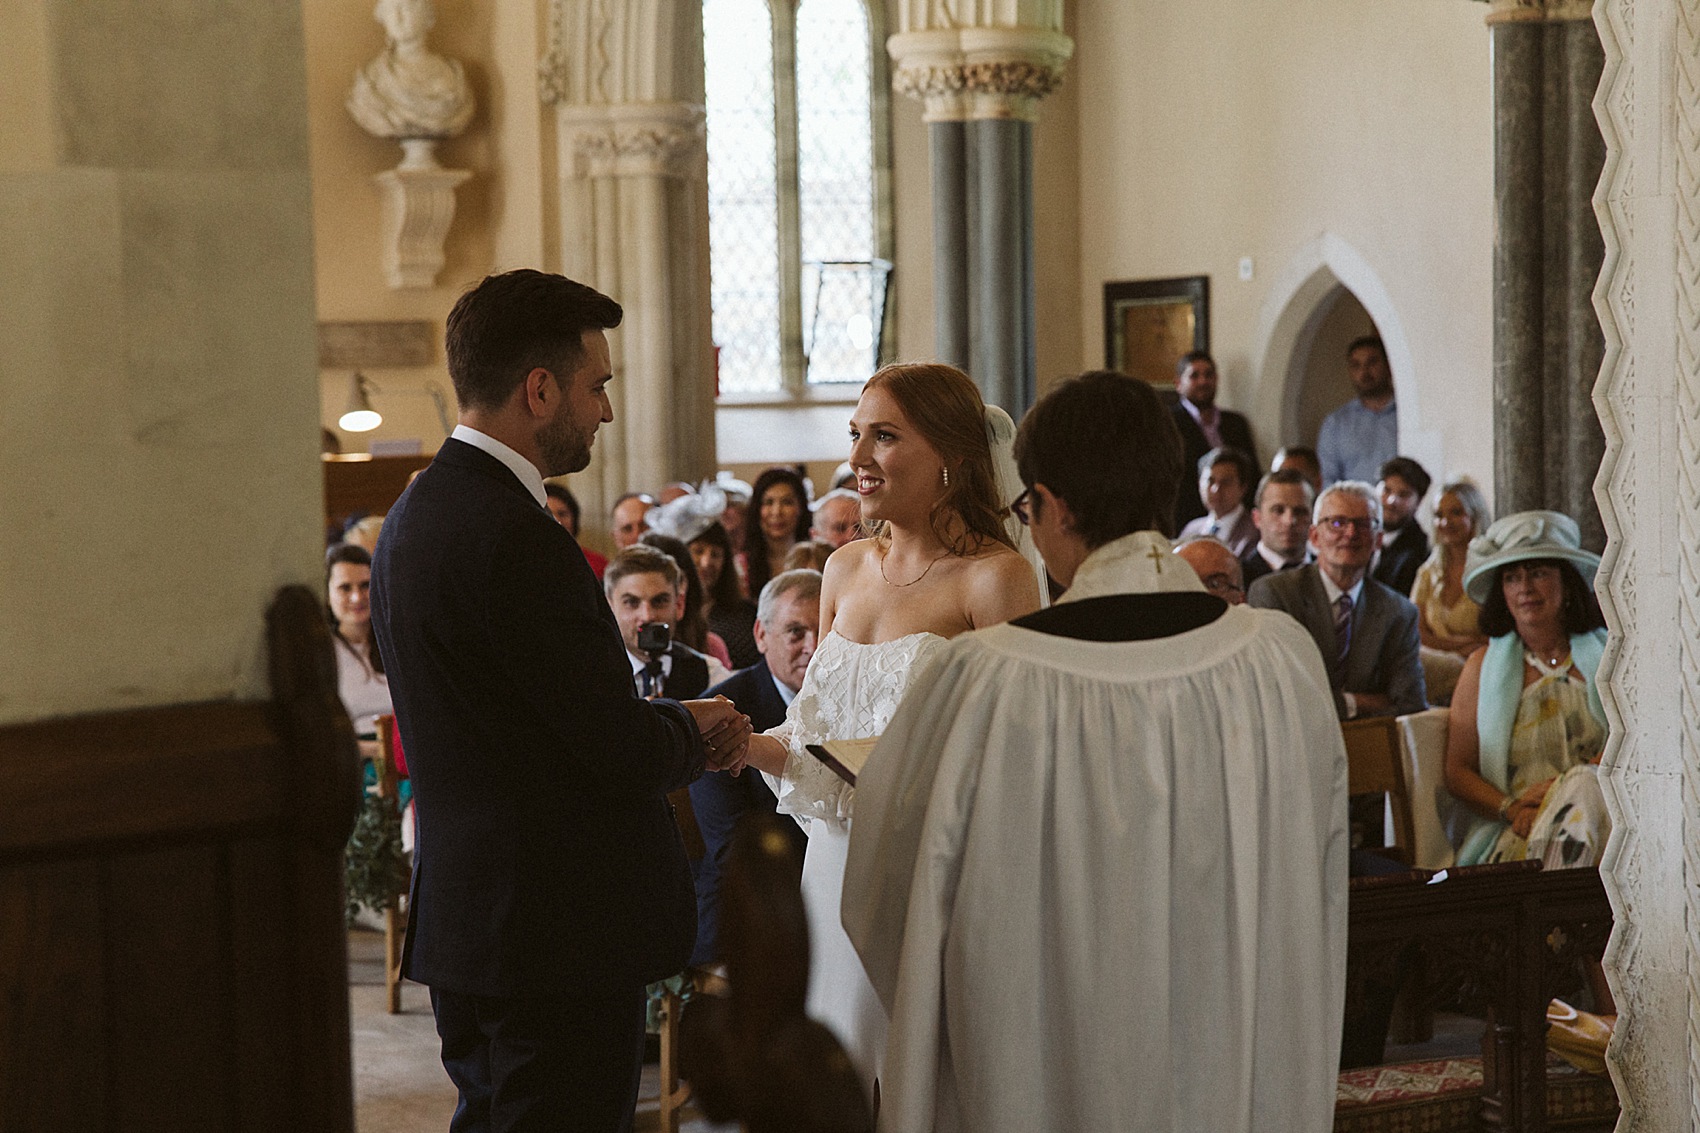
942;467;950;487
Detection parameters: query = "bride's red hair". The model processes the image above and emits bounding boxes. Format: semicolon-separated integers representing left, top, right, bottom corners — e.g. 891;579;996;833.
860;363;1015;555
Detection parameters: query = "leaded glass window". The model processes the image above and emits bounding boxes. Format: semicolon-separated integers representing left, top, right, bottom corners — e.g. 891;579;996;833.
704;0;890;397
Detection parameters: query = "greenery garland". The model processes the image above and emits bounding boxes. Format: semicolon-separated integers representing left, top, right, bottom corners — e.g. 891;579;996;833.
345;788;410;925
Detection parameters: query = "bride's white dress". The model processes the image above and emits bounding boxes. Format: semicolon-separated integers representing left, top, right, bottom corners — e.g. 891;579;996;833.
766;628;949;1093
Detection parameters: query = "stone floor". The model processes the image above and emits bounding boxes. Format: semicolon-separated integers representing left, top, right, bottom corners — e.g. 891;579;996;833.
348;930;737;1132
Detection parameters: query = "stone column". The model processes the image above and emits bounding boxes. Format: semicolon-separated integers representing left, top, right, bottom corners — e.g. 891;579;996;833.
889;8;1071;417
1486;0;1605;549
540;0;718;528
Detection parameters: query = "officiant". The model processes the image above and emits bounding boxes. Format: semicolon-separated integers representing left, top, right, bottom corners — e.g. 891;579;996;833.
842;370;1350;1133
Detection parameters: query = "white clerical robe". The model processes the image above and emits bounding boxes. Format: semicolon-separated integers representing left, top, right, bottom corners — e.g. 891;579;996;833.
843;531;1348;1133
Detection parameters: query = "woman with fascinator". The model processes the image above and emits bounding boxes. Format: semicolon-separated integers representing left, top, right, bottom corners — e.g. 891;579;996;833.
731;362;1045;1100
1444;511;1610;867
647;485;761;669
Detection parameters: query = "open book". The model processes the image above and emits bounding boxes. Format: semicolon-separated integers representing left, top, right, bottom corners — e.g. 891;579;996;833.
805;737;881;786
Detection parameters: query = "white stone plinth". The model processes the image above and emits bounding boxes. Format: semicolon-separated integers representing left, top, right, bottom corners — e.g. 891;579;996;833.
372;143;470;289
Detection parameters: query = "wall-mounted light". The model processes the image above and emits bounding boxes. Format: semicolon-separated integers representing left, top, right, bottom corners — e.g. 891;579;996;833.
338;372;383;432
336;372;453;436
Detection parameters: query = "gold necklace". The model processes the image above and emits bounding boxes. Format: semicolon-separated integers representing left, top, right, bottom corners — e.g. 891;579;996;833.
880;546;950;587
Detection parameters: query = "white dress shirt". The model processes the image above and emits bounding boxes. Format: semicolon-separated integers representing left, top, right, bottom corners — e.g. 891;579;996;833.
450;424;547;509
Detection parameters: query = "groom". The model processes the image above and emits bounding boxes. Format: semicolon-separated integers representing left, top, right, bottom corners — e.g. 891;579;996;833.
371;269;751;1132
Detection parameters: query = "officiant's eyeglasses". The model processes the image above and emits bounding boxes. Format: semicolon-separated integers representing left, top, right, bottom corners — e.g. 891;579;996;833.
1010;490;1031;526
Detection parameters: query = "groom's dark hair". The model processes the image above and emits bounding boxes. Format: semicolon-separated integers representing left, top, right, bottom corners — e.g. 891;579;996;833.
1015;370;1184;546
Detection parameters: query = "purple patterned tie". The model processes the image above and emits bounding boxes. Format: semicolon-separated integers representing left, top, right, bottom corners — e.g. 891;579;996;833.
1334;593;1354;670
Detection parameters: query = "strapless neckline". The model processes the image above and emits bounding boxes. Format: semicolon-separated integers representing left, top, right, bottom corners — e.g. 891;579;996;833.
825;628;947;649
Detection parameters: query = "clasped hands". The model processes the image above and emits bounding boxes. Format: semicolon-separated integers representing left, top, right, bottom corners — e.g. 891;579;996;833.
684;696;754;774
1504;777;1555;839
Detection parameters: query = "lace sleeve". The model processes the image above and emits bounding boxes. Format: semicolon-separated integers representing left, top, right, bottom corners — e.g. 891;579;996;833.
764;716;856;825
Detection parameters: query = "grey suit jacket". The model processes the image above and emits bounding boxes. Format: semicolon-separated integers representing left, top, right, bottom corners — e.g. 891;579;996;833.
1245;564;1426;720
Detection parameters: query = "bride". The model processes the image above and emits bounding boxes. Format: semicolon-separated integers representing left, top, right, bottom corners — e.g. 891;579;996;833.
739;362;1042;1097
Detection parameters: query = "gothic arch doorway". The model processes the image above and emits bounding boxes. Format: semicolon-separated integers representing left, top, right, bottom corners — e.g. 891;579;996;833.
1251;235;1438;478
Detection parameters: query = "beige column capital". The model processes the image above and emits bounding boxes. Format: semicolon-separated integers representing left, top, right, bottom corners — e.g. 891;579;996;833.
1482;0;1593;26
888;27;1073;123
552;102;706;180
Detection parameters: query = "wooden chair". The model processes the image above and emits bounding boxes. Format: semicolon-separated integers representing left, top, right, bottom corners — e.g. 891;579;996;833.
1342;716;1415;865
371;714;409;1014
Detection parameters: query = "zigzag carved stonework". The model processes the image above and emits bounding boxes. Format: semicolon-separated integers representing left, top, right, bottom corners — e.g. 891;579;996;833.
1667;4;1700;1132
1589;0;1648;1125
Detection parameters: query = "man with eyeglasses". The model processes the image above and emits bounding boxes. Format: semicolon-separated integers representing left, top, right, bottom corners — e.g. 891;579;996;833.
1175;536;1247;604
1247;481;1426;720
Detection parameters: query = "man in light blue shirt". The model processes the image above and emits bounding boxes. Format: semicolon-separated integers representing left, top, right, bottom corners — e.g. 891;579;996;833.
1316;335;1398;486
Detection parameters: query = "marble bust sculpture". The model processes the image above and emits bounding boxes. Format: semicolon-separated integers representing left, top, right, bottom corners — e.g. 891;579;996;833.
347;0;474;141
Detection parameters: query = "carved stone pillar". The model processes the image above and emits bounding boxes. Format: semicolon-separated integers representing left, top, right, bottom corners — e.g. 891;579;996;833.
889;5;1071;417
540;0;717;529
1485;0;1605;550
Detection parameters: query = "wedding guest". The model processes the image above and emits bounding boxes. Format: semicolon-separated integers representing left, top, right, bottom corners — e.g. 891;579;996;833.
1239;468;1315;587
691;520;760;669
1372;456;1432;597
782;539;835;573
326;543;391;739
1445;511;1608;867
1247;481;1426;720
1174;537;1246;604
811;488;864;549
745;467;812;599
687;569;821;965
1411;479;1491;704
1317;336;1397;486
545;481;607;578
1170;350;1258;530
611;491;655;550
641;531;735;671
1177;446;1259;557
1271;445;1324;495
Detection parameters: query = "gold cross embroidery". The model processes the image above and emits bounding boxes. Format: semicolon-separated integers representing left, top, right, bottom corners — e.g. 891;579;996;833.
1147;543;1165;570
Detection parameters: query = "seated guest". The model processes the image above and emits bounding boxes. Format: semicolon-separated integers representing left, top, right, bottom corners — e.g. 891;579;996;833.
782;539;835;573
1270;444;1323;495
686;518;760;670
544;481;608;578
1412;478;1492;704
1174;536;1246;604
605;545;727;699
610;491;655;550
810;488;864;549
687;569;820;965
326;543;391;738
1247;481;1426;719
843;369;1345;1133
1372;456;1432;596
658;480;695;504
1445;511;1608;868
1239;467;1315;587
1176;446;1258;557
327;543;414;851
640;532;735;671
746;466;812;598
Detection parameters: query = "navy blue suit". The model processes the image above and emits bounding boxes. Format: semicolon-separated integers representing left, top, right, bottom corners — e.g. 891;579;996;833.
371;437;703;1131
688;660;807;965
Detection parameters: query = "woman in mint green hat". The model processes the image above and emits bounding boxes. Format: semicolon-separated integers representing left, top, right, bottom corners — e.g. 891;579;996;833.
1443;510;1608;867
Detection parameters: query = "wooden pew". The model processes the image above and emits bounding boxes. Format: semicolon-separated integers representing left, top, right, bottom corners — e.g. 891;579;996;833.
1342;863;1615;1133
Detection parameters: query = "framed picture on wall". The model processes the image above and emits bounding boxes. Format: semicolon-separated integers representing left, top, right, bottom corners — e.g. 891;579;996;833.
1103;276;1210;390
